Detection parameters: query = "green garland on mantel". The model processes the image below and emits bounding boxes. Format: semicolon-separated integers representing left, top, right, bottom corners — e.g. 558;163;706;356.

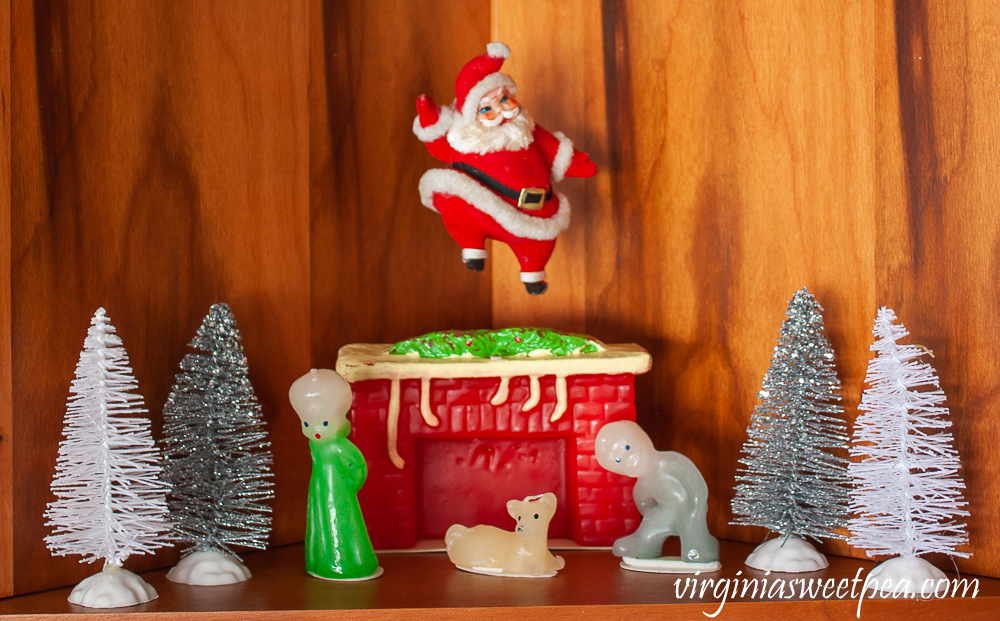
388;328;602;359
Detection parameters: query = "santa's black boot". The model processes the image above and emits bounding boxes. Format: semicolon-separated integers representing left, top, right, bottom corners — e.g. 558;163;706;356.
524;281;548;295
520;270;548;295
462;249;488;273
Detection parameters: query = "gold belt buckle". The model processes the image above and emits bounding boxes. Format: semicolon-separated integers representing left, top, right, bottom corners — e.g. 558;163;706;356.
517;188;546;210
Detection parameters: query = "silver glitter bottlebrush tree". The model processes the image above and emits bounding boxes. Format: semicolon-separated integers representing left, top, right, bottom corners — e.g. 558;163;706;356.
731;287;850;572
161;303;274;585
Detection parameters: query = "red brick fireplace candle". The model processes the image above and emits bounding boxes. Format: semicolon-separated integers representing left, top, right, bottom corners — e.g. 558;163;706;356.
336;338;651;549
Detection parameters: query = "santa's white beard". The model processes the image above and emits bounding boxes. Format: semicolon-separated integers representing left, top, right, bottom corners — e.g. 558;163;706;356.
447;109;536;155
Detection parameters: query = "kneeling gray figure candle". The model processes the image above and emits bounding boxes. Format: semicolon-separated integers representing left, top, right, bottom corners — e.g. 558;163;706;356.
595;420;720;573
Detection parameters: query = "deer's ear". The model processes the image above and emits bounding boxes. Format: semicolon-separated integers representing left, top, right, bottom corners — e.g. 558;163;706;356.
507;499;520;518
541;492;557;508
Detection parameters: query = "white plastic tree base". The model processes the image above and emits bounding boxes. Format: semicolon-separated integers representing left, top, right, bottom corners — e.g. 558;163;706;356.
744;536;829;573
68;566;158;608
621;556;722;574
865;555;949;597
166;550;252;585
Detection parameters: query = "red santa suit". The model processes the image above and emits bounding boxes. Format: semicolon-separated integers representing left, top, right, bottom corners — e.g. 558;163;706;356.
413;42;597;294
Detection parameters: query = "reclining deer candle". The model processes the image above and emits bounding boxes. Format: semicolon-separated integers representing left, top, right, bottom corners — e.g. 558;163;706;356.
445;493;565;578
289;369;382;581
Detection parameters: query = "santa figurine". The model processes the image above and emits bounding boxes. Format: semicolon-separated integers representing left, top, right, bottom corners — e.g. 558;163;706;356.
413;42;598;295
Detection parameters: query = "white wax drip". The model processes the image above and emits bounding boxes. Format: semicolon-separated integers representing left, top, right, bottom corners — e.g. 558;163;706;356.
496;373;569;422
419;376;441;427
387;378;404;469
490;376;510;406
522;375;542;412
338;343;652;472
550;375;568;422
385;371;574;469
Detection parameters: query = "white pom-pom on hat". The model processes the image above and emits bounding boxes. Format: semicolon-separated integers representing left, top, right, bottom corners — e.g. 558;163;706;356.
486;42;511;59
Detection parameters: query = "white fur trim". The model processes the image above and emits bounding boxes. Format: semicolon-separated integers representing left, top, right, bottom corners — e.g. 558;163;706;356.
446;110;535;155
413;104;459;142
419;169;570;241
461;73;517;121
519;271;546;283
462;248;488;261
487;42;511;59
550;132;574;182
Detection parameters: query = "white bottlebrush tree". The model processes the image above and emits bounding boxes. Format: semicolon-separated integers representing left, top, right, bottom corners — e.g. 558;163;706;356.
731;287;850;572
44;308;171;608
161;303;274;585
849;307;969;595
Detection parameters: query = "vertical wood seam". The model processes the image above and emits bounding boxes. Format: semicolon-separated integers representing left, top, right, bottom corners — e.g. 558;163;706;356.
0;0;12;599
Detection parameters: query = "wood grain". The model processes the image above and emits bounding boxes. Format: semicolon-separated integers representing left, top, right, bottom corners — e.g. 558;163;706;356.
491;0;1000;578
872;0;1000;575
309;0;493;372
6;0;494;599
490;0;589;334
10;0;311;595
0;542;996;619
580;0;878;561
1;0;12;600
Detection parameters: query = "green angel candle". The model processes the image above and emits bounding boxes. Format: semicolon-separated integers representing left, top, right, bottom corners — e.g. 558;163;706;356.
289;369;382;581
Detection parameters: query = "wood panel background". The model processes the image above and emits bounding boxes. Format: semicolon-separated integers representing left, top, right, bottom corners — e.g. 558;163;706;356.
3;0;492;598
494;0;998;578
8;0;314;596
592;0;877;563
3;0;999;600
874;0;1000;577
489;1;592;333
1;0;13;600
309;0;491;369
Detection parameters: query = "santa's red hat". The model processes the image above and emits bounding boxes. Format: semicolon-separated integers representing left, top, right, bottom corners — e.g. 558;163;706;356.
455;42;517;122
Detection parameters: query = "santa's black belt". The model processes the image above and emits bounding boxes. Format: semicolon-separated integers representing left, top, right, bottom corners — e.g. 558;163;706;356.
450;162;552;210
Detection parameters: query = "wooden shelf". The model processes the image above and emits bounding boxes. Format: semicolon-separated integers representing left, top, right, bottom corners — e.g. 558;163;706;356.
1;541;996;619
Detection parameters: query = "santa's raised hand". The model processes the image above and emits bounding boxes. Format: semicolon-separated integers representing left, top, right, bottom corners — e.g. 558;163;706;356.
413;42;596;295
566;150;598;179
416;94;441;129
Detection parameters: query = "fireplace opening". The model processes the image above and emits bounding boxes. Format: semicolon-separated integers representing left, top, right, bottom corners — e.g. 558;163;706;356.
417;437;570;538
